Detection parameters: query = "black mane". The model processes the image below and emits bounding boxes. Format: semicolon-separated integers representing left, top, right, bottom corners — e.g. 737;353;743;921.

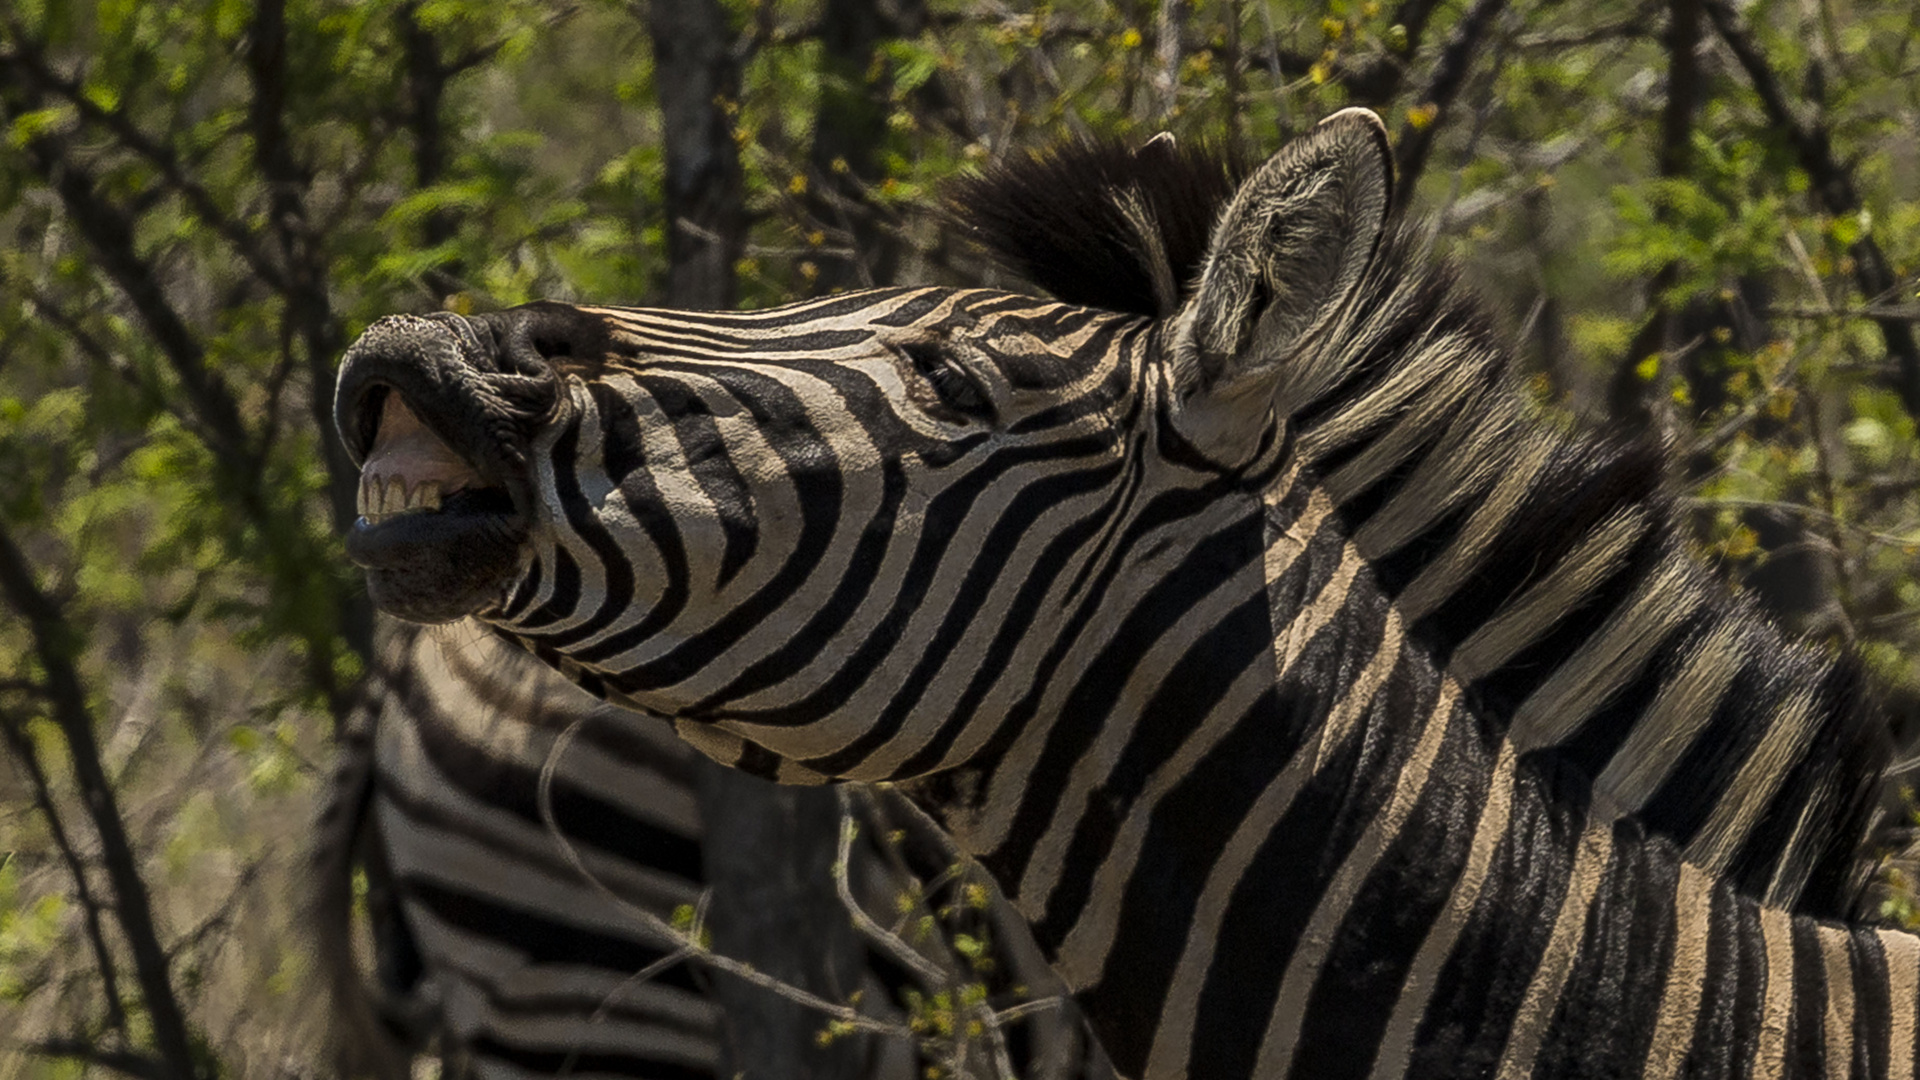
952;133;1897;918
950;136;1251;318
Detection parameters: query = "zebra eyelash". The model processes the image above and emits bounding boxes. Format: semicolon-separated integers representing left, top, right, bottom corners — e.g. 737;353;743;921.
899;340;996;421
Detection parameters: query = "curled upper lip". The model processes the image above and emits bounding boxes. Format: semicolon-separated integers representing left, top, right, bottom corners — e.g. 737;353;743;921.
333;312;559;523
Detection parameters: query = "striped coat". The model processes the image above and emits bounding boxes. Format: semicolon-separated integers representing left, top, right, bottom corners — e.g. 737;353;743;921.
313;620;1107;1079
330;108;1911;1078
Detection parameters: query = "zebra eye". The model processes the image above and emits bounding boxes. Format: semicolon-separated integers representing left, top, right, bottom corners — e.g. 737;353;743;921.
900;342;993;420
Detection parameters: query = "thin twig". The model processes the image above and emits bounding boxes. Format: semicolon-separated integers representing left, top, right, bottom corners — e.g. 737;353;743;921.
534;718;916;1041
0;709;130;1038
833;807;954;988
1768;304;1920;322
0;524;205;1079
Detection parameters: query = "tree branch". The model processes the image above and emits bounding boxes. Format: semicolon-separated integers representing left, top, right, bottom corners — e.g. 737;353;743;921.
0;95;253;470
1344;0;1447;106
0;25;286;292
0;70;370;725
22;1040;166;1080
1703;0;1920;417
0;707;130;1040
0;526;205;1080
1768;303;1920;321
1393;0;1509;205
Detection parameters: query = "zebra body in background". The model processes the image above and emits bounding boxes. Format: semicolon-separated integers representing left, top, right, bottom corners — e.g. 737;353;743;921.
313;620;1105;1079
330;109;1913;1078
314;620;723;1080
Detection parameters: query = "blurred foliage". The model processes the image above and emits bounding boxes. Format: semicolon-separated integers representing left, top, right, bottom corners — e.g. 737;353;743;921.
1;0;1918;1074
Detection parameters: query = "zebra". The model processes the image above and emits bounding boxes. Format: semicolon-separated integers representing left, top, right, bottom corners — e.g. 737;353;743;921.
312;618;1107;1079
329;107;1915;1078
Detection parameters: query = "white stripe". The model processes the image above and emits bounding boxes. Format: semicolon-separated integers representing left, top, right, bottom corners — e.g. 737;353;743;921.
1452;508;1648;684
1592;621;1743;812
1879;928;1918;1080
1371;738;1518;1080
1642;862;1713;1080
1683;689;1819;878
1821;924;1854;1080
1493;820;1614;1080
1253;678;1458;1077
1753;906;1795;1080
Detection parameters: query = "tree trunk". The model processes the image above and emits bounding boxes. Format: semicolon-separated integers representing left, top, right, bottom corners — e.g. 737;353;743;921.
651;6;874;1074
806;0;923;293
695;766;882;1079
648;0;747;309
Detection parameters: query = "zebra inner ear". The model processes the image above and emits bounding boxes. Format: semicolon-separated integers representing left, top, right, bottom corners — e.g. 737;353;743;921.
1170;108;1393;463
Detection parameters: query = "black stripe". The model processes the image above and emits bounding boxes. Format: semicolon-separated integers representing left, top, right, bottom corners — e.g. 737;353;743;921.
1851;928;1889;1080
469;1034;716;1080
1685;879;1764;1079
523;403;648;649
1530;818;1676;1079
399;699;705;883
989;502;1265;889
499;545;545;619
1286;687;1486;1080
402;878;702;994
1790;916;1829;1076
467;983;714;1040
515;543;581;630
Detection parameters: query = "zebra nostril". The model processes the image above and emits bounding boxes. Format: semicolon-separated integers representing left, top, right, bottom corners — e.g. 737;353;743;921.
465;300;614;380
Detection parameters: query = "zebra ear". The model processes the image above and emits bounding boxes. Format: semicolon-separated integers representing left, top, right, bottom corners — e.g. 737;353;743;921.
1170;108;1392;463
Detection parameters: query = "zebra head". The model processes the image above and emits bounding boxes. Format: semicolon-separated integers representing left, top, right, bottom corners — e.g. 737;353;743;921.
334;111;1392;774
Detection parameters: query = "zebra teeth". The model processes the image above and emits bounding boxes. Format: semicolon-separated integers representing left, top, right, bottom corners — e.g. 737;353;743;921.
359;474;388;524
380;475;411;519
358;473;445;525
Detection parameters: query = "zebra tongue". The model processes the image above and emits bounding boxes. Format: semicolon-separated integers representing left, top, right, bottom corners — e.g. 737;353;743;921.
363;392;485;493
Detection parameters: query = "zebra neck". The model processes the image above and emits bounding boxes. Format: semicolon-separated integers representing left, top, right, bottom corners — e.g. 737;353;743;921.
1368;769;1920;1080
907;521;1920;1080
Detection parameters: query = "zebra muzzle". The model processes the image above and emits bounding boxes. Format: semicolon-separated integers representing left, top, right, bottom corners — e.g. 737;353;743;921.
335;314;543;624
